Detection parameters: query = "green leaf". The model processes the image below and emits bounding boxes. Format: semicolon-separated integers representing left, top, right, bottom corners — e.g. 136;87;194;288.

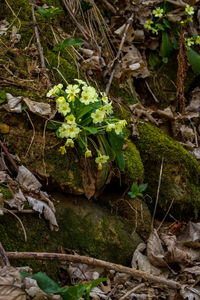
187;49;200;74
84;127;98;134
47;121;61;130
162;18;171;29
108;131;125;170
159;31;173;58
97;135;115;161
22;104;28;111
20;271;59;294
59;283;86;300
162;57;168;64
36;7;61;19
128;192;136;199
53;38;84;51
131;183;139;194
155;23;165;31
84;278;108;300
139;183;148;193
0;90;6;103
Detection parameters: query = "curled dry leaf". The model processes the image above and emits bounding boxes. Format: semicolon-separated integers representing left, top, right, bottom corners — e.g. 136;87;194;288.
0;20;9;36
0;266;26;300
27;196;58;231
160;233;192;265
4;93;22;113
16;165;42;193
147;229;168;268
23;97;51;116
5;188;26;211
131;243;164;276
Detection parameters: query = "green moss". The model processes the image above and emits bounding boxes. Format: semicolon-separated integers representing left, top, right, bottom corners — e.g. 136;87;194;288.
124;140;144;183
136;122;200;218
0;185;12;199
110;83;137;105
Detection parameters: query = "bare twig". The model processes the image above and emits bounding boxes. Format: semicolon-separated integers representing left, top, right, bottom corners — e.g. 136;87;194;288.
157;198;174;232
119;283;145;300
145;80;159;103
31;5;51;89
0;140;18;172
151;157;164;230
4;208;27;242
102;0;117;14
6;251;181;289
24;110;36;158
0;242;10;267
106;14;134;95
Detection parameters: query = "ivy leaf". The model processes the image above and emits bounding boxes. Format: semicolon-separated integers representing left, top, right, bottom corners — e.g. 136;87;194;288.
53;38;84;51
20;271;59;294
108;131;125;170
187;48;200;75
159;31;173;58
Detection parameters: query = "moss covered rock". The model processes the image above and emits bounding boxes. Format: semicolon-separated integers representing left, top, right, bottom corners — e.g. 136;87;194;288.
135;122;200;219
0;194;142;271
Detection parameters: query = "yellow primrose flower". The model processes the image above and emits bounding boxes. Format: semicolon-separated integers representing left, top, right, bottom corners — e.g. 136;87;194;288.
150;27;158;35
185;5;194;15
95;155;109;164
59;145;66;155
66;114;76;124
114;120;127;135
56;96;66;105
91;109;105;124
185;37;194;47
67;93;75;102
65;84;80;96
195;36;200;45
80;86;98;104
104;102;113;114
85;149;92;158
152;8;164;18
66;125;80;139
144;20;153;29
74;79;87;86
65;138;74;147
106;123;116;132
101;92;108;103
46;84;63;97
58;124;69;138
58;102;71;116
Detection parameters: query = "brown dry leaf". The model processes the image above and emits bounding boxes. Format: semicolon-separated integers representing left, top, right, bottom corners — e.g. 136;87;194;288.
114;45;150;80
16;165;42;193
177;222;200;242
131;243;164;276
0;266;26;300
10;26;21;46
5;188;26;211
26;196;58;231
0;20;9;36
147;229;168;267
160;233;192;265
23;97;51;116
0;123;9;134
184;266;200;275
180;125;195;142
4;93;22;113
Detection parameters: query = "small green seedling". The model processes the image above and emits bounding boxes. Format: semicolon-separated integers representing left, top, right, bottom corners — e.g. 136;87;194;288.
36;7;61;19
128;183;148;199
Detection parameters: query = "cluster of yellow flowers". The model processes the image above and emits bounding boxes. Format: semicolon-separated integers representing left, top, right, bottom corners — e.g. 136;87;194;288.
46;79;127;170
185;35;200;48
144;4;195;35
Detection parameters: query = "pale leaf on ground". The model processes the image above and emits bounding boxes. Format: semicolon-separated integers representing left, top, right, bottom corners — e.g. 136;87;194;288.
4;93;22;113
16;166;42;192
147;229;168;268
23;97;51;116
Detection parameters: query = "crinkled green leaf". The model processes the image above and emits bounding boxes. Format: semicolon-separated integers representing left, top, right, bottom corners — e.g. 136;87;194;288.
159;31;173;58
36;7;61;19
108;131;125;170
187;48;200;74
53;38;84;51
20;271;59;294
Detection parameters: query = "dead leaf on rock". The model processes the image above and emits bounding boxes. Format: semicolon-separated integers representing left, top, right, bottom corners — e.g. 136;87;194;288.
0;266;26;300
147;229;167;268
27;196;58;231
16;165;42;193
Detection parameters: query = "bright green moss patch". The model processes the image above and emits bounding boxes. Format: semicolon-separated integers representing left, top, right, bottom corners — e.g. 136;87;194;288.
124;140;144;183
0;185;12;199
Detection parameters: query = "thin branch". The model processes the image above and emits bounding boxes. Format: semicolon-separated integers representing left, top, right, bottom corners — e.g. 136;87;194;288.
119;283;145;300
151;157;164;230
6;251;181;289
31;5;51;89
106;14;134;95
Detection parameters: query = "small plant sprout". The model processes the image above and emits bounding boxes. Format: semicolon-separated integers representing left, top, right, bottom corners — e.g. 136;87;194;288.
128;183;148;199
46;79;127;170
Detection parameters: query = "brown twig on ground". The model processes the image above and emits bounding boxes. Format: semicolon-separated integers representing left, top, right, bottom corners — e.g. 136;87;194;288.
0;242;10;267
176;27;187;114
0;140;18;172
31;5;51;89
106;14;134;95
6;251;181;289
102;0;117;14
119;283;145;300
